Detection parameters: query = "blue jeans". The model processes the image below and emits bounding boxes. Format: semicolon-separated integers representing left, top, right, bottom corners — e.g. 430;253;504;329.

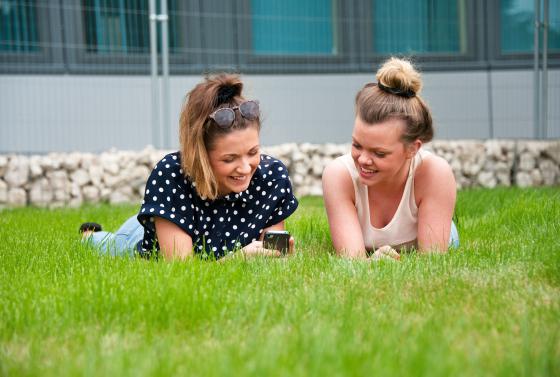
84;215;144;257
450;221;460;248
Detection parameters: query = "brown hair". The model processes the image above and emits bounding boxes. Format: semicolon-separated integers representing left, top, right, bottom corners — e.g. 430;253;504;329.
179;73;260;200
355;57;433;144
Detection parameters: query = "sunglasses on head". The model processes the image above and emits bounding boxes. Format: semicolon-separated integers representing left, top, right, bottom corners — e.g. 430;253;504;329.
208;100;260;129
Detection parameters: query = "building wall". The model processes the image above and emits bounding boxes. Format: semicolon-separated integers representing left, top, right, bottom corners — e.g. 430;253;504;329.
1;69;559;153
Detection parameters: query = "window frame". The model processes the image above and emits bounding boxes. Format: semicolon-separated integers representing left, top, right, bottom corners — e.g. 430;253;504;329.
357;0;481;71
235;0;360;73
0;0;65;74
62;0;207;75
486;0;560;69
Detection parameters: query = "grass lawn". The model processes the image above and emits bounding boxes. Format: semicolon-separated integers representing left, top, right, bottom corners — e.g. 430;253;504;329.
0;187;559;376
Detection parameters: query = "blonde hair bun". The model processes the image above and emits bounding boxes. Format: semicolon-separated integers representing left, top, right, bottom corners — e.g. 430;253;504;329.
376;57;422;96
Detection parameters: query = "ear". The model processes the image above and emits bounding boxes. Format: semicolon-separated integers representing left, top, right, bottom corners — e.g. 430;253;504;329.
406;139;422;159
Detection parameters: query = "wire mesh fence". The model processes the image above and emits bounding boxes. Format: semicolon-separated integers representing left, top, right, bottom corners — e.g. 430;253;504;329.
0;0;559;153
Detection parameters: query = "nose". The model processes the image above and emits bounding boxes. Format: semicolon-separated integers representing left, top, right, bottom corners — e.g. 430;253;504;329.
237;158;252;174
358;151;372;166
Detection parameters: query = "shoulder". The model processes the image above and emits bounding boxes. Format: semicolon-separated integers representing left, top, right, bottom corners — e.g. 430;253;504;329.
322;155;355;201
414;151;455;202
257;154;290;182
150;152;183;178
147;151;197;195
323;155;351;180
323;154;354;190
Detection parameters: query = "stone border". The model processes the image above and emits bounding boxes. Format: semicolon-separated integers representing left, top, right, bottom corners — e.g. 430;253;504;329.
1;140;558;208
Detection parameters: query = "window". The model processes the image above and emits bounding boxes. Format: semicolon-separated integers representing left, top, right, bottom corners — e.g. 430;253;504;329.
372;0;468;55
501;0;560;53
250;0;338;56
81;0;182;55
0;0;40;52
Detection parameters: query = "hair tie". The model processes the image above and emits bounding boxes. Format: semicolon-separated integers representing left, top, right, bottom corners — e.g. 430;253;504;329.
377;82;416;98
216;85;239;105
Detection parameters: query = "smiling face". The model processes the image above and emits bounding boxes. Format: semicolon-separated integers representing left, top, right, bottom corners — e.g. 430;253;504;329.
207;125;261;195
351;116;419;187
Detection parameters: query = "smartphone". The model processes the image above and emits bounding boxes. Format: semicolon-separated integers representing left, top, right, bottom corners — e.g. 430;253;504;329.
263;230;290;254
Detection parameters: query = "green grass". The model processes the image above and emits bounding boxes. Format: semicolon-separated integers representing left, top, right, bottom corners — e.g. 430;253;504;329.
1;187;559;377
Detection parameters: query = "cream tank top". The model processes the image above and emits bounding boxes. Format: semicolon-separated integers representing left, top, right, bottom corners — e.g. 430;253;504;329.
336;149;431;250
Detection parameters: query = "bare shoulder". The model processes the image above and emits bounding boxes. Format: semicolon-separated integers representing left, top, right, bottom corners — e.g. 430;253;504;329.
416;153;454;181
322;157;355;201
414;153;456;202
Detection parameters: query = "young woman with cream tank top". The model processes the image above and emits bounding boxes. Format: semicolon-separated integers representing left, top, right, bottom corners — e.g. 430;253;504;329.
322;57;459;260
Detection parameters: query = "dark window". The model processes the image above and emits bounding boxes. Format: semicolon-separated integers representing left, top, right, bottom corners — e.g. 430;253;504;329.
0;0;40;52
500;0;560;54
81;0;182;55
251;0;338;56
372;0;468;55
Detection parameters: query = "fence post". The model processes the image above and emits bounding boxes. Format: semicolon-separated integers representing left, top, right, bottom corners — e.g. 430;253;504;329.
533;0;541;139
541;0;549;139
149;0;160;148
160;0;171;149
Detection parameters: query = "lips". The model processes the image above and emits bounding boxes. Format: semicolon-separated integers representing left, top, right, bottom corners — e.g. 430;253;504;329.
359;166;379;178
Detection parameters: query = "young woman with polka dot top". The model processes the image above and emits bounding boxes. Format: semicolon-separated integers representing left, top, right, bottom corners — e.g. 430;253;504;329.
81;74;298;260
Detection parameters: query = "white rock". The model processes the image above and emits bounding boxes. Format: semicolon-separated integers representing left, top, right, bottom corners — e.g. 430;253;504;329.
40;155;60;171
0;179;7;203
544;141;560;165
47;170;69;190
70;182;82;198
0;155;7;175
463;161;482;176
4;156;29;187
530;169;543;186
100;187;112;201
515;171;533;188
518;152;535;171
496;171;511;186
8;188;27;207
61;153;80;171
70;169;90;187
29;178;53;207
539;159;559;185
82;185;100;202
103;173;126;188
109;190;131;204
100;153;120;175
477;171;497;188
89;164;104;186
308;185;323;196
67;197;83;208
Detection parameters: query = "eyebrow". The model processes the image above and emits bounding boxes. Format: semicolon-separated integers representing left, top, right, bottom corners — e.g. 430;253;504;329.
352;138;391;152
220;145;260;158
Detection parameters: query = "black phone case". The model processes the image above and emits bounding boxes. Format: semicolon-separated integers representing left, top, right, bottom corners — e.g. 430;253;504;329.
263;232;290;254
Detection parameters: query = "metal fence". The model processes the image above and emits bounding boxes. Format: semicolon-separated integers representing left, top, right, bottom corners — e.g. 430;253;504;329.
1;0;559;153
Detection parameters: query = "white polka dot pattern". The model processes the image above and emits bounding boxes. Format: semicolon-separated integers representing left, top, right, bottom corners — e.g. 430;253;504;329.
137;152;298;259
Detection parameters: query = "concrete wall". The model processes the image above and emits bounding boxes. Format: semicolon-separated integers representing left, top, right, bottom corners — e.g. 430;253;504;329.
1;69;559;154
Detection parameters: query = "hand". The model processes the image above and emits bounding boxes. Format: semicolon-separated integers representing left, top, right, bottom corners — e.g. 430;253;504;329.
241;240;281;258
372;245;400;261
241;237;296;258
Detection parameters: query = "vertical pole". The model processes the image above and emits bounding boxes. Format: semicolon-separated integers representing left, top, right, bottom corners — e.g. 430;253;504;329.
149;0;160;148
541;0;549;139
160;0;171;149
533;0;541;139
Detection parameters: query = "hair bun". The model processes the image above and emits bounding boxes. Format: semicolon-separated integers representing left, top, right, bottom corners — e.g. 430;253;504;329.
376;58;422;96
216;82;243;105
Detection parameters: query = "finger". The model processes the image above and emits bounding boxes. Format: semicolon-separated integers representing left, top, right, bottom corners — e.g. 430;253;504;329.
288;237;295;254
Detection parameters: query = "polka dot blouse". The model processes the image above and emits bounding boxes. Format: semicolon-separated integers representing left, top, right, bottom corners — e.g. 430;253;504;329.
137;152;299;259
